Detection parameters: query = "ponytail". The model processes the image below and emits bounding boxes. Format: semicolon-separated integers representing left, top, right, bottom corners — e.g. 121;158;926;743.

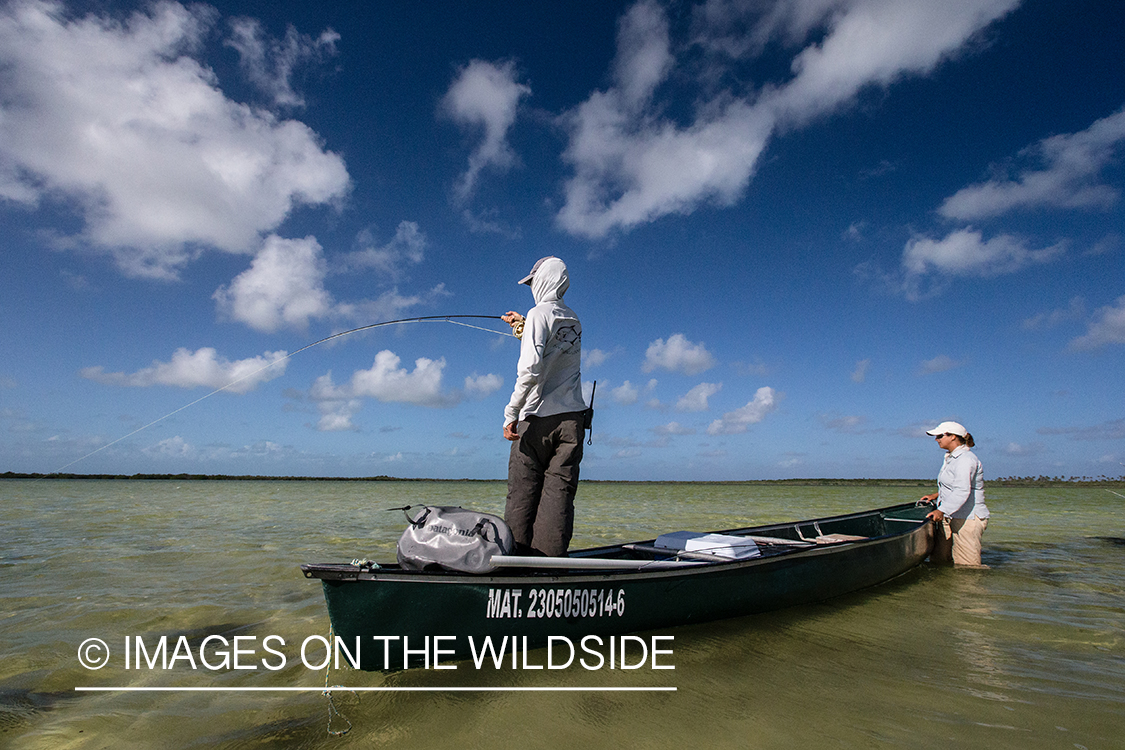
964;433;975;448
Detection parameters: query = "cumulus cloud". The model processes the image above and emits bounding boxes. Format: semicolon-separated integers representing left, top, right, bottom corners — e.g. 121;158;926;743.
214;235;334;333
557;0;1017;239
226;16;339;108
145;435;193;458
558;0;772;238
442;59;531;204
881;101;1125;302
306;351;480;431
1069;295;1125;351
308;373;362;432
0;0;349;279
337;221;427;280
350;351;454;406
584;348;613;368
763;0;1019;125
707;386;779;435
903;229;1064;279
939;108;1125;220
897;228;1064;299
80;347;288;394
653;421;696;436
675;382;721;412
213;228;444;334
605;380;637;405
464;372;504;398
642;334;717;375
333;284;454;330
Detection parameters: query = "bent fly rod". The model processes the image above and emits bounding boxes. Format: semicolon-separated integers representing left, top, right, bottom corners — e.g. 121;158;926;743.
50;315;512;475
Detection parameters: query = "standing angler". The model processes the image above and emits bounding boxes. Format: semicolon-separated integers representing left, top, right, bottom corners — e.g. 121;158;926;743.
501;256;586;557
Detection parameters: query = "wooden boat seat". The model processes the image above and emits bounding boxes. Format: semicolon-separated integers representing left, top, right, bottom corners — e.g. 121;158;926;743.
796;521;868;545
812;533;868;544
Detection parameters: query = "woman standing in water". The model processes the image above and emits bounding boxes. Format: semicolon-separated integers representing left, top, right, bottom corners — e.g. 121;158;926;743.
920;421;990;566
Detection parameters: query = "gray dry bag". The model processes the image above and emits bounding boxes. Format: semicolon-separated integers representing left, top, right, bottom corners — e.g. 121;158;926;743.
396;505;514;574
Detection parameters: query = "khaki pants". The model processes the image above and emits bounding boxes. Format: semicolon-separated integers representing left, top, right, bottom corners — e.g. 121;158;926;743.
505;412;583;557
931;516;988;566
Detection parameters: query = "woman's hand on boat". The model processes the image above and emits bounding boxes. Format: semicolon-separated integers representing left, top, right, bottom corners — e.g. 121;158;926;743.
926;509;945;522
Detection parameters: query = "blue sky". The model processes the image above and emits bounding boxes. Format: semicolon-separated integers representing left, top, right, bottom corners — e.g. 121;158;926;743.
1;0;1123;481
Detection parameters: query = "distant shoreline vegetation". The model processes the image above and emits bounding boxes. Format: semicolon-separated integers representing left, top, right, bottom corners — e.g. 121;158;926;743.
3;472;1123;487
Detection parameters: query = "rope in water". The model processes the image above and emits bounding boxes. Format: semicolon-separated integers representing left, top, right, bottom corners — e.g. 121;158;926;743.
50;315;512;475
323;623;355;737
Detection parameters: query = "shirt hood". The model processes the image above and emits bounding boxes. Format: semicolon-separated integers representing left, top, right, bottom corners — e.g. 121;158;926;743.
529;257;569;304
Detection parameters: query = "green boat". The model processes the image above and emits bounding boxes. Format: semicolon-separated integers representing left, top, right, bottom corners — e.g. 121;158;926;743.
301;500;934;671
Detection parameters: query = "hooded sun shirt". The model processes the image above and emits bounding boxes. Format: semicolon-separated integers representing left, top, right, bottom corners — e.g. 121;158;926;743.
504;258;586;427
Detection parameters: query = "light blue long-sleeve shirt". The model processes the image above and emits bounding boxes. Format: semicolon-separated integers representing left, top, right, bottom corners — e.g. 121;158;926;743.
935;445;989;519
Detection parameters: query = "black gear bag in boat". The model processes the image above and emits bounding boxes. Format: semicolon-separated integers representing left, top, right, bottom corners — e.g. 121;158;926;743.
396;505;514;574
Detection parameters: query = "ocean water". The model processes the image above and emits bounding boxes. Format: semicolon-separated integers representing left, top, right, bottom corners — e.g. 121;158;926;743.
1;480;1122;749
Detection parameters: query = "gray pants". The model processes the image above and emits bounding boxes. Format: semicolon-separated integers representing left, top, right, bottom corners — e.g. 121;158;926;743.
505;412;584;557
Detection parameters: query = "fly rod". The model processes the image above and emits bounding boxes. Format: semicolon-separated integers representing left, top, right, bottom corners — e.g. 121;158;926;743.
50;315;512;475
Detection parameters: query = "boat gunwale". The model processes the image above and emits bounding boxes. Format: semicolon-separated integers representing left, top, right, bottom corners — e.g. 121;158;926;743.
301;500;934;585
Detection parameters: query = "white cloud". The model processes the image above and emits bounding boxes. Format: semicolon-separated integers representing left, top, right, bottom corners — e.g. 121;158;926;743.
765;0;1019;126
851;358;870;383
939;108;1125;220
557;0;773;239
611;380;640;405
225;17;339;108
652;421;696;436
464;372;504;398
307;350;460;431
918;355;964;375
675;382;722;412
1069;295;1125;351
145;435;193;457
899;228;1064;299
0;1;349;279
584;348;612;368
903;229;1064;278
642;334;717;375
337;221;426;280
80;347;288;394
350;351;453;407
214;229;445;336
214;235;333;333
707;386;779;434
308;373;362;432
556;0;1017;239
333;284;454;329
442;59;531;204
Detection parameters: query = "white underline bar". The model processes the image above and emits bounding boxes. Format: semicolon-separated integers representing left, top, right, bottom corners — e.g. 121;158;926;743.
76;686;676;692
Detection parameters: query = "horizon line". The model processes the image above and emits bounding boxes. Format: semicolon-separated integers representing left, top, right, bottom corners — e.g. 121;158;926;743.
76;685;677;692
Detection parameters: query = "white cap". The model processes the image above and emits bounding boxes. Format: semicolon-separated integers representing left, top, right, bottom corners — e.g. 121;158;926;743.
518;256;557;285
926;421;967;437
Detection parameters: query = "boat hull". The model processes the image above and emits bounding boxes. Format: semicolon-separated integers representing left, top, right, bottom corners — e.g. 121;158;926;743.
302;501;933;671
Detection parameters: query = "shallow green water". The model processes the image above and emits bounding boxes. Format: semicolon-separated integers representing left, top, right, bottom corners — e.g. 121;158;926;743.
1;480;1122;749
